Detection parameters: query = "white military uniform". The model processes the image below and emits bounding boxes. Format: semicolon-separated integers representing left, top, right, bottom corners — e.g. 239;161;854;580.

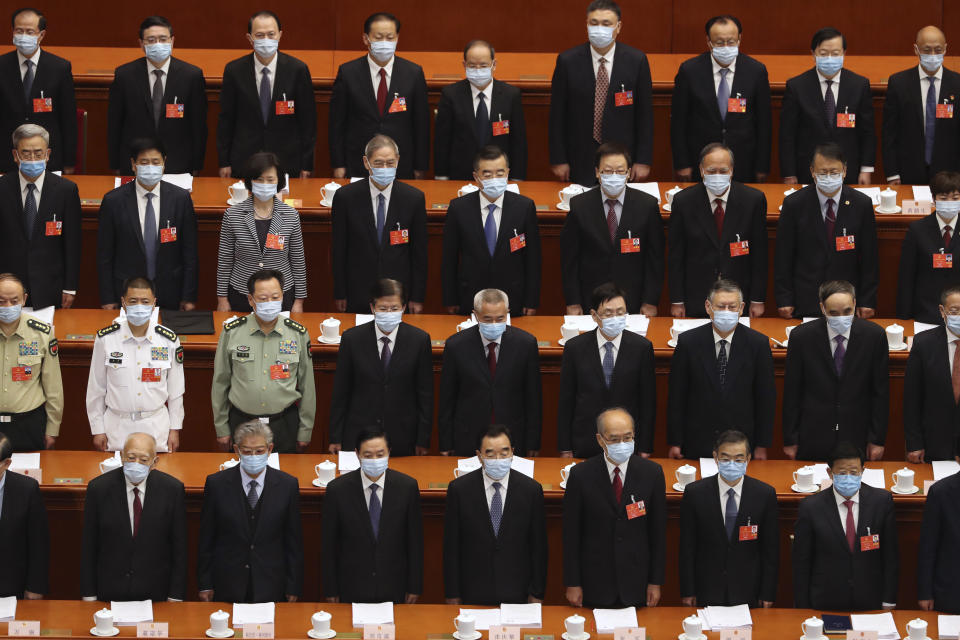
85;318;185;452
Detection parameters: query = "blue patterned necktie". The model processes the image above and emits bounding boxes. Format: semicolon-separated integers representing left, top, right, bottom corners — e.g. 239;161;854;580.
259;68;271;124
724;487;738;540
925;76;937;166
717;68;730;119
24;182;38;239
144;192;158;280
376;193;386;243
246;480;259;510
369;484;381;539
717;339;728;388
602;341;615;388
490;481;503;535
484;203;497;256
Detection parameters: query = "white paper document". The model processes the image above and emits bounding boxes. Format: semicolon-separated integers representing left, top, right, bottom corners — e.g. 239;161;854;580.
854;187;882;205
22;306;54;326
699;605;752;630
499;603;541;627
699;457;719;478
850;612;898;639
563;315;598;331
673;318;712;333
914;321;939;335
111;600;153;625
802;317;819;324
10;453;40;469
511;456;535;479
933;460;960;481
592;608;637;634
355;314;375;326
625;314;649;335
808;463;830;486
352;602;394;628
456;457;482;475
162;173;194;192
267;452;280;470
938;614;960;638
232;602;275;626
0;596;16;621
627;182;661;201
338;450;360;472
913;185;934;202
861;468;886;489
460;609;501;630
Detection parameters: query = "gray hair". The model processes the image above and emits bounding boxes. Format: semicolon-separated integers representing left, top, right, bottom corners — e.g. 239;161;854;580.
364;134;399;159
234;420;274;447
12;123;50;148
123;432;157;456
699;142;735;168
595;406;633;434
707;278;743;305
473;288;509;313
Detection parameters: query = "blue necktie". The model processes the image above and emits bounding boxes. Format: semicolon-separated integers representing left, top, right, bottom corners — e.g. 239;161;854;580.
926;76;937;166
834;334;846;376
824;79;837;128
144;192;158;280
369;484;381;539
476;92;490;144
23;59;34;102
246;480;259;510
484;203;497;256
376;193;386;244
259;68;271;125
717;339;728;388
490;481;503;536
24;182;38;239
724;487;738;540
717;68;730;119
602;341;615;388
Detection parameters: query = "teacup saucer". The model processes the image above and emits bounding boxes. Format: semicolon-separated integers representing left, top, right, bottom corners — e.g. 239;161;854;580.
791;483;818;493
672;482;687;492
876;205;902;214
308;629;336;639
556;202;571;212
558;338;569;346
227;198;245;207
319;200;333;208
312;478;331;488
662;203;672;212
899;636;931;640
206;628;234;639
678;634;706;640
799;635;828;640
891;484;920;495
318;336;341;344
888;343;908;351
667;338;678;348
559;480;567;489
453;632;482;640
562;633;590;640
90;628;120;637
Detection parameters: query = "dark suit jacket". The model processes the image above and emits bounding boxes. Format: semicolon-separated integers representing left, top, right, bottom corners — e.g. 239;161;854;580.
562;454;666;608
107;57;208;174
438;325;542;456
0;49;76;172
561;186;663;313
0;470;48;597
0;171;81;308
434;79;528;180
549;43;654;186
774;185;879;316
896;213;960;324
441;190;542;314
903;326;960;460
80;468;187;601
918;471;960;612
779;68;876;183
329;56;430;178
443;468;547;604
216;52;316;176
197;466;303;602
668;182;769;313
330;179;428;311
96;181;199;308
329;321;433;456
679;475;778;605
670;52;772;180
783;318;889;461
668;323;776;459
321;468;423;602
557;329;656;457
793;485;899;610
883;65;960;185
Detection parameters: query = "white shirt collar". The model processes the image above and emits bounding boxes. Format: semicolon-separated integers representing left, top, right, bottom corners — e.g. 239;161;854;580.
146;56;171;78
240;464;265;489
718;474;744;498
135;179;161;199
482;468;510;491
470;81;492;104
711;54;737;76
708;185;731;205
17;48;40;68
919;64;944;83
481;332;502;349
935;213;956;235
826;321;852;343
596;327;623;351
18;170;45;196
713;326;735;346
833;487;860;505
480;191;505;209
121;317;158;343
368;54;395;80
254;51;278;78
590;43;616;65
125;472;148;494
599;187;626;206
361;469;386;492
816;185;843;209
817;68;842;85
603;454;628;479
369;178;394;202
374;322;399;343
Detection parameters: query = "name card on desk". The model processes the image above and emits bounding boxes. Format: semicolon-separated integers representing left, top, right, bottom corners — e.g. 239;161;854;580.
613;628;645;640
243;624;274;639
363;624;395;640
902;200;932;215
719;630;751;640
137;622;168;638
9;621;40;636
846;632;878;640
491;626;521;640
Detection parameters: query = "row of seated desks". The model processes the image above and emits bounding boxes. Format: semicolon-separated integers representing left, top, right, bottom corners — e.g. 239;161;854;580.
28;452;939;608
4;602;950;639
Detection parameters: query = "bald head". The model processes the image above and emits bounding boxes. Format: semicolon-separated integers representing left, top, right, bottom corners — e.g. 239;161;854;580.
596;407;634;438
917;25;946;46
122;432;158;465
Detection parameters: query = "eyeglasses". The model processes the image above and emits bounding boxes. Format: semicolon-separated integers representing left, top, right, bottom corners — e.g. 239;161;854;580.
368;159;397;168
717;455;748;463
373;304;403;312
814;171;843;179
142;36;171;44
599;169;628;176
238;446;269;456
477;169;507;179
600;433;634;445
16;150;46;160
596;310;626;319
13;28;40;36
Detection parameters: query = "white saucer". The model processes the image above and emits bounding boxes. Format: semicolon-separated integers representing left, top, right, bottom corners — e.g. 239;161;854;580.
876;206;902;214
556;202;571;211
318;336;341;344
453;632;482;640
227;198;245;207
206;629;234;639
899;636;931;640
891;484;920;494
308;630;336;639
678;634;706;640
320;200;333;208
791;483;818;493
779;339;789;348
662;203;672;212
90;628;120;637
672;482;687;492
559;480;567;489
558;337;570;346
800;635;828;640
562;633;590;640
888;343;908;351
667;338;678;348
312;478;330;488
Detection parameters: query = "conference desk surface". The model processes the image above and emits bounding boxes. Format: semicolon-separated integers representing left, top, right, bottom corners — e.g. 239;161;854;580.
2;602;949;639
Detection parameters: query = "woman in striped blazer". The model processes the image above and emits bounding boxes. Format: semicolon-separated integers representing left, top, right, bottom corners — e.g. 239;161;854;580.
216;152;307;312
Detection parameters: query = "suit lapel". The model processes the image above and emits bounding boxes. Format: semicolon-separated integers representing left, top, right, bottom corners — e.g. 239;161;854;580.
719;184;745;246
841;320;865;380
381;188;403;250
241;55;263;119
157;183;174;240
721;328;748;392
493;196;516;257
696;326;723;389
816;320;839;379
123;185;146;254
137;59;156;118
590;329;610;387
588;190;617;250
804;187;832;254
354;472;378;543
593;456;620;513
823;490;852;554
114;472;135;542
457;81;481;144
3;174;27;237
369;322;386;381
494;328;514;382
698;56;723;123
692;184;721;248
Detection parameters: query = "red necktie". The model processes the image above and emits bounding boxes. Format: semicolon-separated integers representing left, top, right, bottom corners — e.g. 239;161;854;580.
593;58;608;143
714;199;725;236
377;68;387;116
952;340;960;403
945;225;953;247
133;487;142;537
606;199;618;244
844;499;855;552
825;198;836;242
612;467;623;504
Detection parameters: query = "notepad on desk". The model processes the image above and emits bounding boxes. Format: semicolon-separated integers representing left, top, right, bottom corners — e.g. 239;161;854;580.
111;600;153;625
592;608;637;634
233;603;274;626
499;603;541;627
849;612;897;639
352;602;393;628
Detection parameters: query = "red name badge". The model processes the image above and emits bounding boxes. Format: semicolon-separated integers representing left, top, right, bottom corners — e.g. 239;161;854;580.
120;176;136;186
860;533;880;551
727;97;747;113
270;363;290;380
160;226;177;243
934;253;953;269
626;499;646;519
265;233;285;250
730;240;749;256
836;235;856;251
275;100;295;115
837;112;856;128
165;103;184;118
739;524;759;541
141;368;161;382
389;229;409;245
937;103;954;119
621;237;641;253
492;120;510;136
45;220;62;236
12;366;32;382
388;96;407;113
33;97;52;113
615;90;634;106
509;233;526;252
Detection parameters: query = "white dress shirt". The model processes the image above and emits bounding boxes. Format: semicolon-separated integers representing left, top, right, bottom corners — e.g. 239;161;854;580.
368;54;395;98
480;191;504;235
833;487;859;533
240;465;265;502
713;326;735;358
482;468;509;511
603;454;628;486
471;82;493;117
18;171;44;210
0;470;6;516
599;187;624;226
375;323;399;360
718;474;743;513
125;474;148;535
135;180;162;237
369;178;394;226
361;469;386;509
254;51;278;98
596;327;622;366
590;43;616;78
17;48;40;80
710;184;731;215
826;322;852;355
481;332;501;362
936;212;955;241
146;56;171;96
919;64;943;115
712;55;737;95
816;186;843;222
947;327;960;372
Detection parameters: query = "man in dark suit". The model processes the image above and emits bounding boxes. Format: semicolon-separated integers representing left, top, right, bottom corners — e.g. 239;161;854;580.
81;433;186;602
783;280;889;462
443;425;547;605
322;428;423;604
775;142;879;319
107;16;208;175
668;279;775;460
329;12;429;180
330;279;432;456
884;26;960;186
0;8;76;173
918;435;960;614
439;288;542;456
903;285;960;463
97;137;198;311
217;11;316;179
793;441;899;611
561;141;663;315
671;16;771;183
332;135;427;314
669;143;768;319
780;27;875;186
0;123;81;309
563;407;665;608
197;421;303;603
0;432;48;599
434;40;527;181
558;282;655;458
442;145;541;316
549;0;653;185
679;430;778;607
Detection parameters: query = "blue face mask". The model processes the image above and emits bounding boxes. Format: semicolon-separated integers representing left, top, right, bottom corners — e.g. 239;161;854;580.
599;173;627;196
375;310;402;333
825;314;854;334
0;304;22;324
703;173;731;195
946;314;960;336
254;300;282;322
122;461;151;484
481;177;508;199
936;200;960;220
369;166;396;187
483;456;512;480
815;174;843;195
712;45;739;66
144;42;172;63
19;159;45;179
712;309;740;333
604;440;634;464
252;37;279;58
833;473;861;498
239;452;270;475
251;182;277;202
587;25;615;49
815;55;844;76
369;40;396;63
600;315;626;337
717;460;747;483
125;304;153;327
136;164;163;187
13;34;38;56
478;321;507;341
465;66;493;87
360;455;389;478
920;53;944;73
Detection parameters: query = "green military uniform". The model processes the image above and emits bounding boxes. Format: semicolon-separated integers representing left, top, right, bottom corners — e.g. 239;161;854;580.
211;314;316;452
0;313;63;451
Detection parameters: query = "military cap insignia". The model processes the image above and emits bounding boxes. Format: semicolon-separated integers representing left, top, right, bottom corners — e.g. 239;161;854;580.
175;346;184;364
26;318;51;334
48;338;58;357
284;317;306;334
154;325;177;342
224;316;248;331
97;323;121;338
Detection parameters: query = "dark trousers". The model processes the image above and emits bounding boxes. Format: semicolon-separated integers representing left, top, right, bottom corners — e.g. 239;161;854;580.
0;405;46;451
227;286;296;313
228;403;299;453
